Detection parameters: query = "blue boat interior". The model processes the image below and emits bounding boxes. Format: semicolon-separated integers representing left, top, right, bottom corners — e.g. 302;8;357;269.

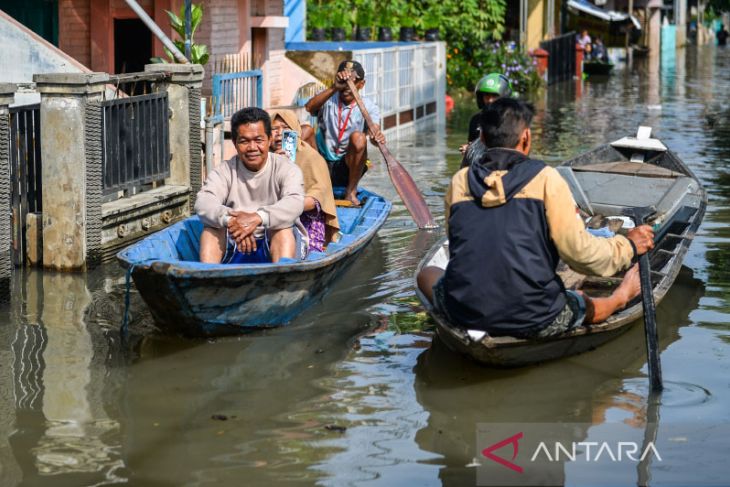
119;188;390;267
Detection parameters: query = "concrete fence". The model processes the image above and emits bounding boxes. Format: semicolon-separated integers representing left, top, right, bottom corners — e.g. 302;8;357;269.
0;84;14;297
15;63;205;271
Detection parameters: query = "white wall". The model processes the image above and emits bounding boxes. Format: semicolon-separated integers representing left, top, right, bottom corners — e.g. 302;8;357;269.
0;9;88;84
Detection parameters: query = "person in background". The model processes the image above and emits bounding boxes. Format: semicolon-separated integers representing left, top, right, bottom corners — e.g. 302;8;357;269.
303;60;386;206
465;73;513;144
459;73;513;169
417;98;655;339
577;29;592;51
268;109;341;252
592;37;609;62
718;24;729;46
195;108;305;264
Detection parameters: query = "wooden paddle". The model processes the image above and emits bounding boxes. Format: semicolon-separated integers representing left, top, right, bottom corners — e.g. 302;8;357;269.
624;206;663;392
346;78;437;229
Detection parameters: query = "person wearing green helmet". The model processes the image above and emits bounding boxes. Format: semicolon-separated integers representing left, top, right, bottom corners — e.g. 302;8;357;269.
459;73;513;169
468;73;513;142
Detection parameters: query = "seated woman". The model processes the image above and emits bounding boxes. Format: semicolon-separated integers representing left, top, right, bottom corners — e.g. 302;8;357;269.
268;109;340;252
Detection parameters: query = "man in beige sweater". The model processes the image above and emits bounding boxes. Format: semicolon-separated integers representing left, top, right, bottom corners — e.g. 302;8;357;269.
195;107;305;263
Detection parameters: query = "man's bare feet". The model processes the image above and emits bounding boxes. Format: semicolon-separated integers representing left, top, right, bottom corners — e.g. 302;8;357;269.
345;187;360;206
615;264;641;306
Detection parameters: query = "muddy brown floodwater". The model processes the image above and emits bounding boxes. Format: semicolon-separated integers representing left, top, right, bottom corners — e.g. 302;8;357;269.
0;45;729;486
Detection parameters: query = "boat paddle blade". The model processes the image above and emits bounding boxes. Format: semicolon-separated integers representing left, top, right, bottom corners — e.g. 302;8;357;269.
624;205;663;392
346;78;437;229
378;142;437;229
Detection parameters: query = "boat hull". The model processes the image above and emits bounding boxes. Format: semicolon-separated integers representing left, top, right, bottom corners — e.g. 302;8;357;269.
119;188;391;337
584;61;614;75
132;234;374;336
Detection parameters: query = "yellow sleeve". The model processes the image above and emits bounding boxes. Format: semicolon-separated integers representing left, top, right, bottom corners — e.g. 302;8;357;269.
444;168;470;235
444;180;453;235
543;167;634;276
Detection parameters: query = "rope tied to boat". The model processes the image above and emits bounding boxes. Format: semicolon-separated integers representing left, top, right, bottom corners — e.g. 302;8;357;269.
121;259;155;339
121;264;136;339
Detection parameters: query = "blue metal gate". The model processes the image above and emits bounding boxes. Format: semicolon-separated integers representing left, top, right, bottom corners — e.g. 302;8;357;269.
212;69;263;118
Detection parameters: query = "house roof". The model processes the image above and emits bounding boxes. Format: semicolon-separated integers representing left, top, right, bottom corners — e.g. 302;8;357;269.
568;0;642;30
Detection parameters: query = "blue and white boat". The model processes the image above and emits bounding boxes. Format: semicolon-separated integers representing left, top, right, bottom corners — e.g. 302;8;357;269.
118;188;391;337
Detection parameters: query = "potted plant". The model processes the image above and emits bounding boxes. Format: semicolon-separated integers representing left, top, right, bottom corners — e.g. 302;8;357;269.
308;1;328;41
377;3;396;41
422;3;441;41
354;0;374;41
399;12;416;42
151;2;209;65
330;5;351;42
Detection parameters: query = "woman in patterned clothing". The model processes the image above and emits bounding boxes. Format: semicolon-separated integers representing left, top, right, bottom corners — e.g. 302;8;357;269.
268;109;340;252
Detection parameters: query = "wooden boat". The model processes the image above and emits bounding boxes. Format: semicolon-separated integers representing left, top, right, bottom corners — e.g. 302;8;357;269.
118;188;391;337
583;60;614;75
415;129;707;367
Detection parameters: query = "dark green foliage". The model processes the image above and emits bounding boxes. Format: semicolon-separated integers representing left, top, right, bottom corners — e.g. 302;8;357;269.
305;0;543;93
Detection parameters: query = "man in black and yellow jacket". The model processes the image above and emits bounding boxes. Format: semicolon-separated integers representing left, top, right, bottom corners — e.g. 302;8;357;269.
418;98;655;338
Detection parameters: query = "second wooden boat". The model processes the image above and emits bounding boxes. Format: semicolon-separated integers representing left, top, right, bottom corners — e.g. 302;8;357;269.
584;60;614;75
415;129;706;367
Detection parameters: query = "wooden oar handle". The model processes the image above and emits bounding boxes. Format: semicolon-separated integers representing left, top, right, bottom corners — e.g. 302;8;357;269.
346;78;379;139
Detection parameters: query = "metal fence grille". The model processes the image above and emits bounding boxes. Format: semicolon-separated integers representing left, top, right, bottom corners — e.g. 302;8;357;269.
101;92;170;197
419;45;438;105
310;43;444;132
540;32;576;85
212;69;263;118
398;49;415;109
9;104;42;267
381;51;398;114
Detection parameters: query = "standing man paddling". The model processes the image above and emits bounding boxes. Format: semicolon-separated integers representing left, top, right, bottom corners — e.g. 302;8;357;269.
303;60;385;206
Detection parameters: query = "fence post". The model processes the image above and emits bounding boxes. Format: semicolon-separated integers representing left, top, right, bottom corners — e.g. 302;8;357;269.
145;64;205;207
529;48;549;80
0;84;15;296
575;44;585;79
33;73;108;270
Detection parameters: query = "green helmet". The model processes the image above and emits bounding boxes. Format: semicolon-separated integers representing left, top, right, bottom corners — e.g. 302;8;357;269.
475;73;513;109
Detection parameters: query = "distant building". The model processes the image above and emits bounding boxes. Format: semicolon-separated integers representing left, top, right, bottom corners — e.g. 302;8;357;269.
0;0;293;106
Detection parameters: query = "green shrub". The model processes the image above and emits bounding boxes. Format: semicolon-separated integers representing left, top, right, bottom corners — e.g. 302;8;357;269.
447;41;542;94
304;0;543;93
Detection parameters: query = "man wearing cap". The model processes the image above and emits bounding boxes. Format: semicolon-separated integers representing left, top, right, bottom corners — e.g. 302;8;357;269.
304;60;385;206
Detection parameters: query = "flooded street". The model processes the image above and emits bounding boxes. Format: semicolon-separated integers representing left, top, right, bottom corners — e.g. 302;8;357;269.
1;45;730;485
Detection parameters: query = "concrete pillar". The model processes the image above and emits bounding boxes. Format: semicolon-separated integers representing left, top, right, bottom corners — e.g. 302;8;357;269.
0;84;16;297
529;48;550;80
675;0;687;47
34;73;108;270
647;0;662;56
144;64;205;206
575;44;585;79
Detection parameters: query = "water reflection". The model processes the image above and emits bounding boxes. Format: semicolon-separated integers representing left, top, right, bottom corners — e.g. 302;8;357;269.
412;267;703;486
120;236;392;485
1;45;729;486
0;270;125;485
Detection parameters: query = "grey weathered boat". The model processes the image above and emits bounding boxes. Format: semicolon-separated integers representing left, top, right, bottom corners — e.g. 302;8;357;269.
415;129;707;367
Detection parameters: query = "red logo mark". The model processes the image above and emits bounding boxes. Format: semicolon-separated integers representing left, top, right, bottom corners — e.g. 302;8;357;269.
481;432;524;473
